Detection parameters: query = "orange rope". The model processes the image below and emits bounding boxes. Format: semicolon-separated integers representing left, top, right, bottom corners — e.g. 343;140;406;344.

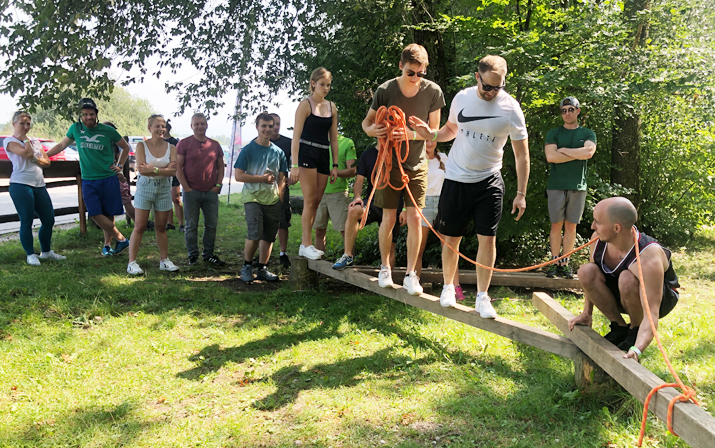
360;105;596;273
633;229;699;446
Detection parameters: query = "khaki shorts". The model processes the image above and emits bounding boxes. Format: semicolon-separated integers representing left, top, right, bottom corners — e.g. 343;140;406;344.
313;191;350;232
373;166;427;210
547;189;587;224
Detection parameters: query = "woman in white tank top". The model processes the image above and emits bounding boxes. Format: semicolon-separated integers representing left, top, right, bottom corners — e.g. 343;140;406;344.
126;114;179;275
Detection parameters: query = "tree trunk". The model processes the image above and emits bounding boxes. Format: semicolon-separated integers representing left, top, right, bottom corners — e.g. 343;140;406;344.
411;0;452;99
611;108;642;205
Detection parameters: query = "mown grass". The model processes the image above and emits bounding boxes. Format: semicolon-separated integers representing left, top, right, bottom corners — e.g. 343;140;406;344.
0;195;713;447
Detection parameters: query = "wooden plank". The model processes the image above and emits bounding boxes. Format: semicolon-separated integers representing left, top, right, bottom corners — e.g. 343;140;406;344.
0;160;81;179
0;179;78;193
308;259;581;360
0;206;80;224
532;292;715;448
352;266;581;290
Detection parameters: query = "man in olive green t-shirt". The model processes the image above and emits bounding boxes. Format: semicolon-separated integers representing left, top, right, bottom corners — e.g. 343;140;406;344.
544;96;597;279
314;135;357;251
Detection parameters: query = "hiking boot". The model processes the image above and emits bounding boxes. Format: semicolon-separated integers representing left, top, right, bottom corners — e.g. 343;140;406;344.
617;326;640;352
378;265;393;288
204;254;226;267
280;254;291;268
298;245;322;260
561;265;574;279
39;250;66;261
455;285;466;301
159;259;180;272
127;261;144;275
440;284;457;308
257;267;279;282
188;255;200;266
27;254;41;266
113;239;129;255
545;264;561;278
476;294;498;319
403;271;423;295
604;322;630;346
102;245;114;257
240;264;255;283
332;253;354;270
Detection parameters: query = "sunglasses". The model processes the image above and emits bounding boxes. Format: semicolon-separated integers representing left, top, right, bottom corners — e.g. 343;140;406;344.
560;107;577;114
406;70;427;78
149;113;164;119
478;77;505;92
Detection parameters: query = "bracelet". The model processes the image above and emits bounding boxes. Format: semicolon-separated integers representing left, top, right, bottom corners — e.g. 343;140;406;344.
154;167;159;174
432;130;438;141
292;164;299;168
629;346;642;357
215;183;222;187
332;163;338;168
517;191;526;196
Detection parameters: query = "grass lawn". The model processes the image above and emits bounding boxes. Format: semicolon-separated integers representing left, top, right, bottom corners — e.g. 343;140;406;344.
0;194;713;447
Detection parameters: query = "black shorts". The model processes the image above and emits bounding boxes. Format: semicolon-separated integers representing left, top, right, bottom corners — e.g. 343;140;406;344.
279;188;292;229
172;176;180;187
605;274;679;318
364;203;402;243
435;173;504;237
298;144;330;175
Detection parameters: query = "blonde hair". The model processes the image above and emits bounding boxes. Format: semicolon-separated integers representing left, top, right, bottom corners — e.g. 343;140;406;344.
309;67;332;93
478;55;508;76
148;113;165;127
401;44;429;67
434;149;445;172
12;111;31;123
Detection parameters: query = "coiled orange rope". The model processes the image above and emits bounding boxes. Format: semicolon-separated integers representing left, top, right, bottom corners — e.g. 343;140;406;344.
633;229;699;446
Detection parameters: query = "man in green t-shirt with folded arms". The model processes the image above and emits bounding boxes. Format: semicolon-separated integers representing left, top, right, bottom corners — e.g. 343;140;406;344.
544;96;597;279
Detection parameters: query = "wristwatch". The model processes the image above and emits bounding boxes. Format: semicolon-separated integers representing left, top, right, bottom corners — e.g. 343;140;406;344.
116;164;123;169
332;164;338;168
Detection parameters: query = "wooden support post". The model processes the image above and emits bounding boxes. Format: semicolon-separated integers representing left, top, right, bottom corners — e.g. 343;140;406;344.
76;174;87;235
532;292;715;448
290;256;318;291
573;351;619;392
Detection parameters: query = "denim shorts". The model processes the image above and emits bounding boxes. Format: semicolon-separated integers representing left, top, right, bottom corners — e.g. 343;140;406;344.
421;195;439;227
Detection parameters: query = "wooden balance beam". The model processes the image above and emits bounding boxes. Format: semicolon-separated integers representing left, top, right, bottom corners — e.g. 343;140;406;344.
533;292;715;448
301;258;580;360
352;266;581;290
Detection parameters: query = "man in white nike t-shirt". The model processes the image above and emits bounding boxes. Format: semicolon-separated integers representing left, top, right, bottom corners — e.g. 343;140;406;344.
411;55;530;318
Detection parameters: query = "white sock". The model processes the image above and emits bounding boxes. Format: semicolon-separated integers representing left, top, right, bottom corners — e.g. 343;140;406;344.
280;252;286;256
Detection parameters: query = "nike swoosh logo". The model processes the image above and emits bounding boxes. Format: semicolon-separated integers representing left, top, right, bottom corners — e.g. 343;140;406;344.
458;109;499;122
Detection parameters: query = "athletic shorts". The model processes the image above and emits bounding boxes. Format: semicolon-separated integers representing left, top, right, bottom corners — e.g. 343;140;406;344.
362;202;402;243
373;166;427;210
547;189;587;224
421;195;439;227
313;191;350;232
118;178;132;203
172;176;180;187
604;273;679;318
82;176;124;217
298;144;330;175
245;201;282;242
435;173;504;237
134;176;173;212
279;188;292;229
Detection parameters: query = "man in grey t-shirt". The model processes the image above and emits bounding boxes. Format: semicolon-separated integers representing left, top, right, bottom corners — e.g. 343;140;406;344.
361;43;445;296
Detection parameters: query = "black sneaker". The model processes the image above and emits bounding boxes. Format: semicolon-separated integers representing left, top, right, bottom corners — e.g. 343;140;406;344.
561;265;574;279
204;254;226;267
604;322;630;346
188;255;200;266
545;264;561;278
146;220;155;230
166;223;176;230
280;254;291;268
179;224;185;232
617;326;640;352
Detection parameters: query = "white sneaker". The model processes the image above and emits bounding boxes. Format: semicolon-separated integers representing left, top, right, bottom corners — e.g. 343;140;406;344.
476;294;497;319
298;245;322;260
440;284;457;307
27;254;41;266
159;259;180;272
403;271;423;295
127;261;144;275
39;250;66;260
378;265;393;288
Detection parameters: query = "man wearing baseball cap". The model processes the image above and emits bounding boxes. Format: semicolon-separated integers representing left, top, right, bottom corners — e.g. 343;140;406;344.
544;97;597;278
46;98;133;256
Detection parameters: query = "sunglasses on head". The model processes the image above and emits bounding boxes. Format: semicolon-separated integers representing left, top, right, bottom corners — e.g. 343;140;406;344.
150;113;164;119
560;107;577;114
406;69;427;78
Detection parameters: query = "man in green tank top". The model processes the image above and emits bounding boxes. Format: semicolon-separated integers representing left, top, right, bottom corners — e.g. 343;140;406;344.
544;97;597;279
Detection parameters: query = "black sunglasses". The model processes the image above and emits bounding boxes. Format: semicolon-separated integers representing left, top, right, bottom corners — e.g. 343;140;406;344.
406;70;427;78
560;107;577;114
479;78;505;92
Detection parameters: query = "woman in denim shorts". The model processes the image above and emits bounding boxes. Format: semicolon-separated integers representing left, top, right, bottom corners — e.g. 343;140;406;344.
126;114;179;275
416;141;464;300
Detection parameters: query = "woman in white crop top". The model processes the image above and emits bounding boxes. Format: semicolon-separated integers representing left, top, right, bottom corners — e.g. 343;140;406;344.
4;111;66;265
126;114;179;275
